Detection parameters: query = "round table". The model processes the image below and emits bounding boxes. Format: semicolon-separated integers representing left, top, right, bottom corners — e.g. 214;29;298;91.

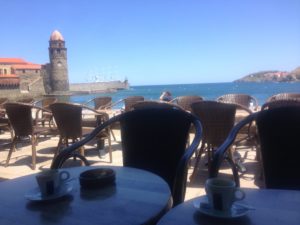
157;188;300;225
0;166;172;225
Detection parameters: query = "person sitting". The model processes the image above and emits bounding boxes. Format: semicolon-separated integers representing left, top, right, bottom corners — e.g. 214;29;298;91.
160;91;173;102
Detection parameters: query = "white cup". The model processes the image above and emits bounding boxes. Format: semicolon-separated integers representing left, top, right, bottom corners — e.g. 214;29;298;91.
36;170;70;196
205;178;245;212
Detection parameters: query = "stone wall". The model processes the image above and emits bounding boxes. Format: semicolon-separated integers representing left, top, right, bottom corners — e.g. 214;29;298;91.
41;64;52;94
0;89;40;100
17;70;41;91
70;80;129;93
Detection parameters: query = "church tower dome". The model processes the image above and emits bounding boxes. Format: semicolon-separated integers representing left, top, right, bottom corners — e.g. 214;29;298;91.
48;30;69;91
50;30;64;41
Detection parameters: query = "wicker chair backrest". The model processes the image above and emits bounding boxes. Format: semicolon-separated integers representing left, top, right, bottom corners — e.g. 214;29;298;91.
217;93;258;109
93;96;112;110
261;99;300;110
191;101;236;148
5;103;33;136
256;106;300;189
124;96;144;112
175;96;203;111
266;93;300;102
132;100;182;110
50;103;82;139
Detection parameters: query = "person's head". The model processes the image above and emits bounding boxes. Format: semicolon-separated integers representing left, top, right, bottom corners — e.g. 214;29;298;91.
164;91;171;96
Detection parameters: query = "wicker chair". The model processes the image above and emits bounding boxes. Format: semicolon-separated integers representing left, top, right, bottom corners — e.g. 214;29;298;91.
171;95;203;112
266;93;300;102
261;99;300;110
4;103;52;169
211;106;300;190
0;98;10;133
123;96;144;112
217;94;258;170
34;97;57;127
132;100;183;110
190;101;238;184
0;98;8;116
51;107;202;206
217;93;259;112
50;102;112;163
83;96;116;143
85;96;112;110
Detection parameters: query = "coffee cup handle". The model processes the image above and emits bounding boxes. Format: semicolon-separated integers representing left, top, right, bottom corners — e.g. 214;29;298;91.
59;171;70;182
234;188;245;201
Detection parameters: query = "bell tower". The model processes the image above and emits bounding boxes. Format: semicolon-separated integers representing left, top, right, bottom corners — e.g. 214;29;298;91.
49;30;69;91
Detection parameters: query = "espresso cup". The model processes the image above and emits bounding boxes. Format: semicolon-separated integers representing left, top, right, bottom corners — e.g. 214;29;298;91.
36;170;70;196
205;178;245;212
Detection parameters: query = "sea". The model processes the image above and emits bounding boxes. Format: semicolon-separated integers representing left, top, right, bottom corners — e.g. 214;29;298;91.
70;82;300;109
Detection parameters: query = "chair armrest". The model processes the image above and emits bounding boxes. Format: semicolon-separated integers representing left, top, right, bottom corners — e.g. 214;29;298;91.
83;98;94;106
210;112;257;179
173;116;202;206
104;99;124;111
81;105;110;120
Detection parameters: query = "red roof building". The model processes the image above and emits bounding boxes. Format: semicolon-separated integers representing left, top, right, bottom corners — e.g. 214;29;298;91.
0;58;41;87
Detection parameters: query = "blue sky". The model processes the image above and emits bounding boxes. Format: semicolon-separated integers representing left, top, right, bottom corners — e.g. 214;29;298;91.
2;0;300;85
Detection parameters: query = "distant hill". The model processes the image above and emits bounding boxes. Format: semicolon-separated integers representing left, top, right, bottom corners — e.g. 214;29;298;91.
235;66;300;82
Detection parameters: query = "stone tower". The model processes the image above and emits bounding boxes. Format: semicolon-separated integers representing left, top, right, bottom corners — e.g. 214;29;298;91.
49;30;69;91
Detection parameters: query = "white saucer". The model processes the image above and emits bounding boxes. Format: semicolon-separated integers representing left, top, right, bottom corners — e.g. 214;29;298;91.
25;183;73;202
193;196;250;219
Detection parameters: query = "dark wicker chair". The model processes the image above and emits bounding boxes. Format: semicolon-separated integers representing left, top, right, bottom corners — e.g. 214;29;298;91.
50;102;112;163
106;96;145;112
0;98;10;134
5;103;52;169
85;96;112;110
124;96;144;112
190;101;238;184
261;99;300;110
51;107;202;206
132;100;183;110
217;93;259;112
210;106;300;190
171;95;204;112
34;97;57;127
217;94;258;171
0;98;8;116
266;93;300;102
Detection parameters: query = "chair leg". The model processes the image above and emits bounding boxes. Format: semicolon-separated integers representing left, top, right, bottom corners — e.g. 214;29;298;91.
31;135;37;170
190;143;205;182
108;135;112;163
54;137;63;158
5;137;17;167
110;129;117;141
79;146;85;166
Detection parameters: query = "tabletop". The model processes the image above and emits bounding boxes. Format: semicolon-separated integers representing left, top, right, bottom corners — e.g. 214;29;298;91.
0;166;172;225
157;188;300;225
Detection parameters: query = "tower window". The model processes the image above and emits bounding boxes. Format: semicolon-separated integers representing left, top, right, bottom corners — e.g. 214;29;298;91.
4;69;7;74
36;70;38;73
23;70;26;73
57;49;61;54
0;69;2;74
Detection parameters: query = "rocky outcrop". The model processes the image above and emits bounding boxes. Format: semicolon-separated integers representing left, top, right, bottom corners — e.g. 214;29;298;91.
235;66;300;82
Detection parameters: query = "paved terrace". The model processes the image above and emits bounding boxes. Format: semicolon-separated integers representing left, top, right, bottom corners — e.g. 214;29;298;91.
0;128;261;200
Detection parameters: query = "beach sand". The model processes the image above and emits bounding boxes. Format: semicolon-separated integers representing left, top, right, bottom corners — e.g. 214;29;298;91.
0;128;261;201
